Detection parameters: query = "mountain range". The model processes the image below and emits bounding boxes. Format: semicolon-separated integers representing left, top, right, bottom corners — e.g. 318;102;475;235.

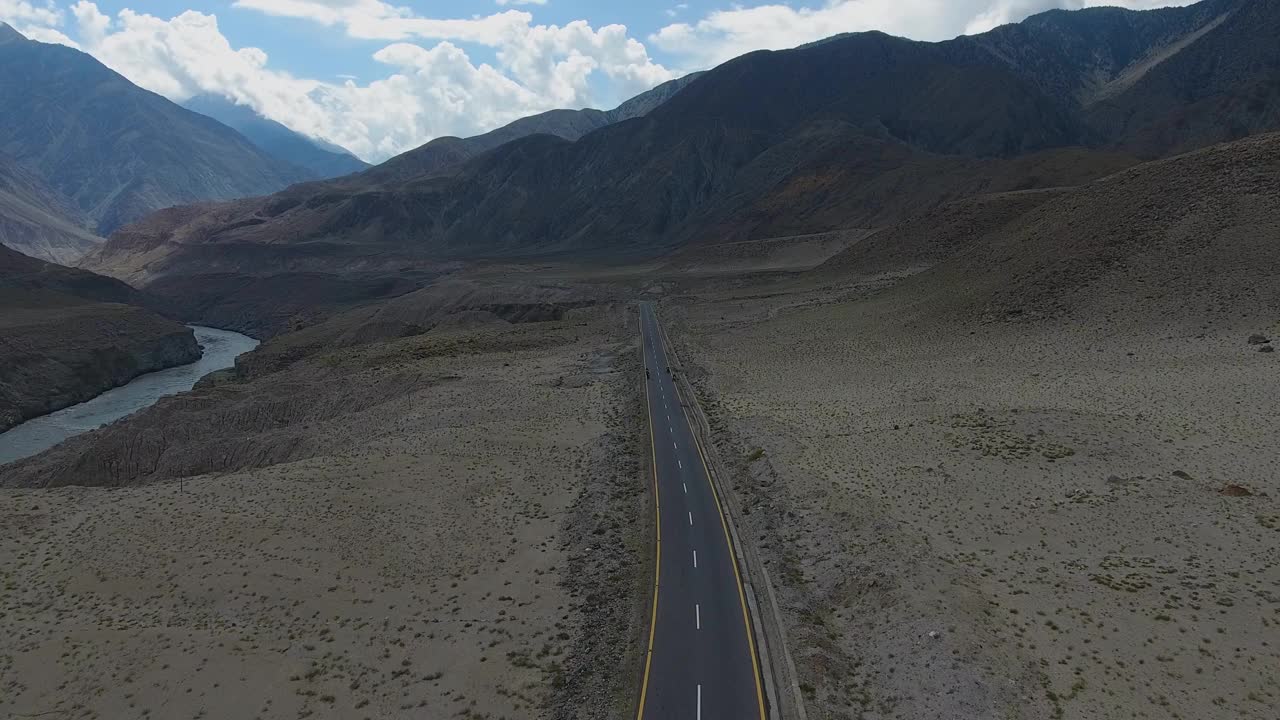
0;22;312;239
78;0;1279;287
0;20;707;265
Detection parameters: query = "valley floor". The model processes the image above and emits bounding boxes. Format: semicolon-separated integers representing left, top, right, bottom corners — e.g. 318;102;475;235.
2;222;1277;720
665;289;1280;719
0;305;650;720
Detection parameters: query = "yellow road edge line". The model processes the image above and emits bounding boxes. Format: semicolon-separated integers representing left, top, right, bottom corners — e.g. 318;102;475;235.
683;402;768;720
666;318;768;720
635;308;662;720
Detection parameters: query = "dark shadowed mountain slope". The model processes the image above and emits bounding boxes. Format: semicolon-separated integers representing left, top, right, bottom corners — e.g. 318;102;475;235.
81;0;1275;284
0;238;141;304
1079;0;1280;157
828;130;1280;326
963;0;1277;157
356;112;607;187
0;152;103;264
0;24;310;235
0;243;199;432
183;94;369;179
964;0;1232;109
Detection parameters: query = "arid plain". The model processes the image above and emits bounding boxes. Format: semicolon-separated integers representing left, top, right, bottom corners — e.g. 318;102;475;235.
1;304;651;720
659;133;1280;719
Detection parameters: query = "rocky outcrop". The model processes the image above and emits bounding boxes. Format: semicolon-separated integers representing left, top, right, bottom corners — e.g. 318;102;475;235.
0;303;200;432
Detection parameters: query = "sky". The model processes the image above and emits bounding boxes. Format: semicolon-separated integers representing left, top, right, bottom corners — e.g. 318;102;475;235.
1;0;1196;162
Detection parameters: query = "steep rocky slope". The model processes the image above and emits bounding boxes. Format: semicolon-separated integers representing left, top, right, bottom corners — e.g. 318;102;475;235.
1079;0;1280;157
968;0;1234;110
0;23;309;235
0;153;102;263
0;245;199;431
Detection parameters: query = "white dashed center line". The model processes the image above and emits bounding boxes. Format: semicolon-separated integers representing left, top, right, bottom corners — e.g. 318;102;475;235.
688;511;693;526
693;550;697;568
696;603;701;630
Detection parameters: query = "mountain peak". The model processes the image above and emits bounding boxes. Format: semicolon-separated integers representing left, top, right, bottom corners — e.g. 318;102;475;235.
0;29;312;235
0;22;27;44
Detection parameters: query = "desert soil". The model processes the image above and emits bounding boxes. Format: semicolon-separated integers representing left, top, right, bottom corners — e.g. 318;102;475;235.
665;291;1280;720
0;304;650;720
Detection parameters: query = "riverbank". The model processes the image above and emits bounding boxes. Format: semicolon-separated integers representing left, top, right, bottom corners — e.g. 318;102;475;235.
0;244;201;433
0;302;199;433
0;326;258;465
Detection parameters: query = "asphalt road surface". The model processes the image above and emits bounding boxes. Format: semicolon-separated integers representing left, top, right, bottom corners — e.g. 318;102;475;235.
636;302;765;720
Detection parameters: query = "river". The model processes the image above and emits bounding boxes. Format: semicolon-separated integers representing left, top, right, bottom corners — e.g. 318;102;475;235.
0;326;259;465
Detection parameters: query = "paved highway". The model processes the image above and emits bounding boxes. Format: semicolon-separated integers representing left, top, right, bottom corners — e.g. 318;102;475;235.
636;302;765;720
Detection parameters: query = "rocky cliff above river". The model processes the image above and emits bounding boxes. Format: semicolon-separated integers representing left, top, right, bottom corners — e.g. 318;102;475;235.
0;244;200;432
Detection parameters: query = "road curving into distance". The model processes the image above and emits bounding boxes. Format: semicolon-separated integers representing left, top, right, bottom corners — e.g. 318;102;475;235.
636;301;766;720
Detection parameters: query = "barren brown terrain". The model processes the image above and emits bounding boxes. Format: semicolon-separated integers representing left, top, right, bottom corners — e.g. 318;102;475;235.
4;134;1279;720
6;131;1277;720
658;133;1280;719
0;298;651;720
669;301;1279;719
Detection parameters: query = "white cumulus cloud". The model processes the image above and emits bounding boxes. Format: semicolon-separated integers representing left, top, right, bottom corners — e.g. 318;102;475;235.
231;0;671;100
0;0;61;26
1;1;674;163
0;0;77;44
